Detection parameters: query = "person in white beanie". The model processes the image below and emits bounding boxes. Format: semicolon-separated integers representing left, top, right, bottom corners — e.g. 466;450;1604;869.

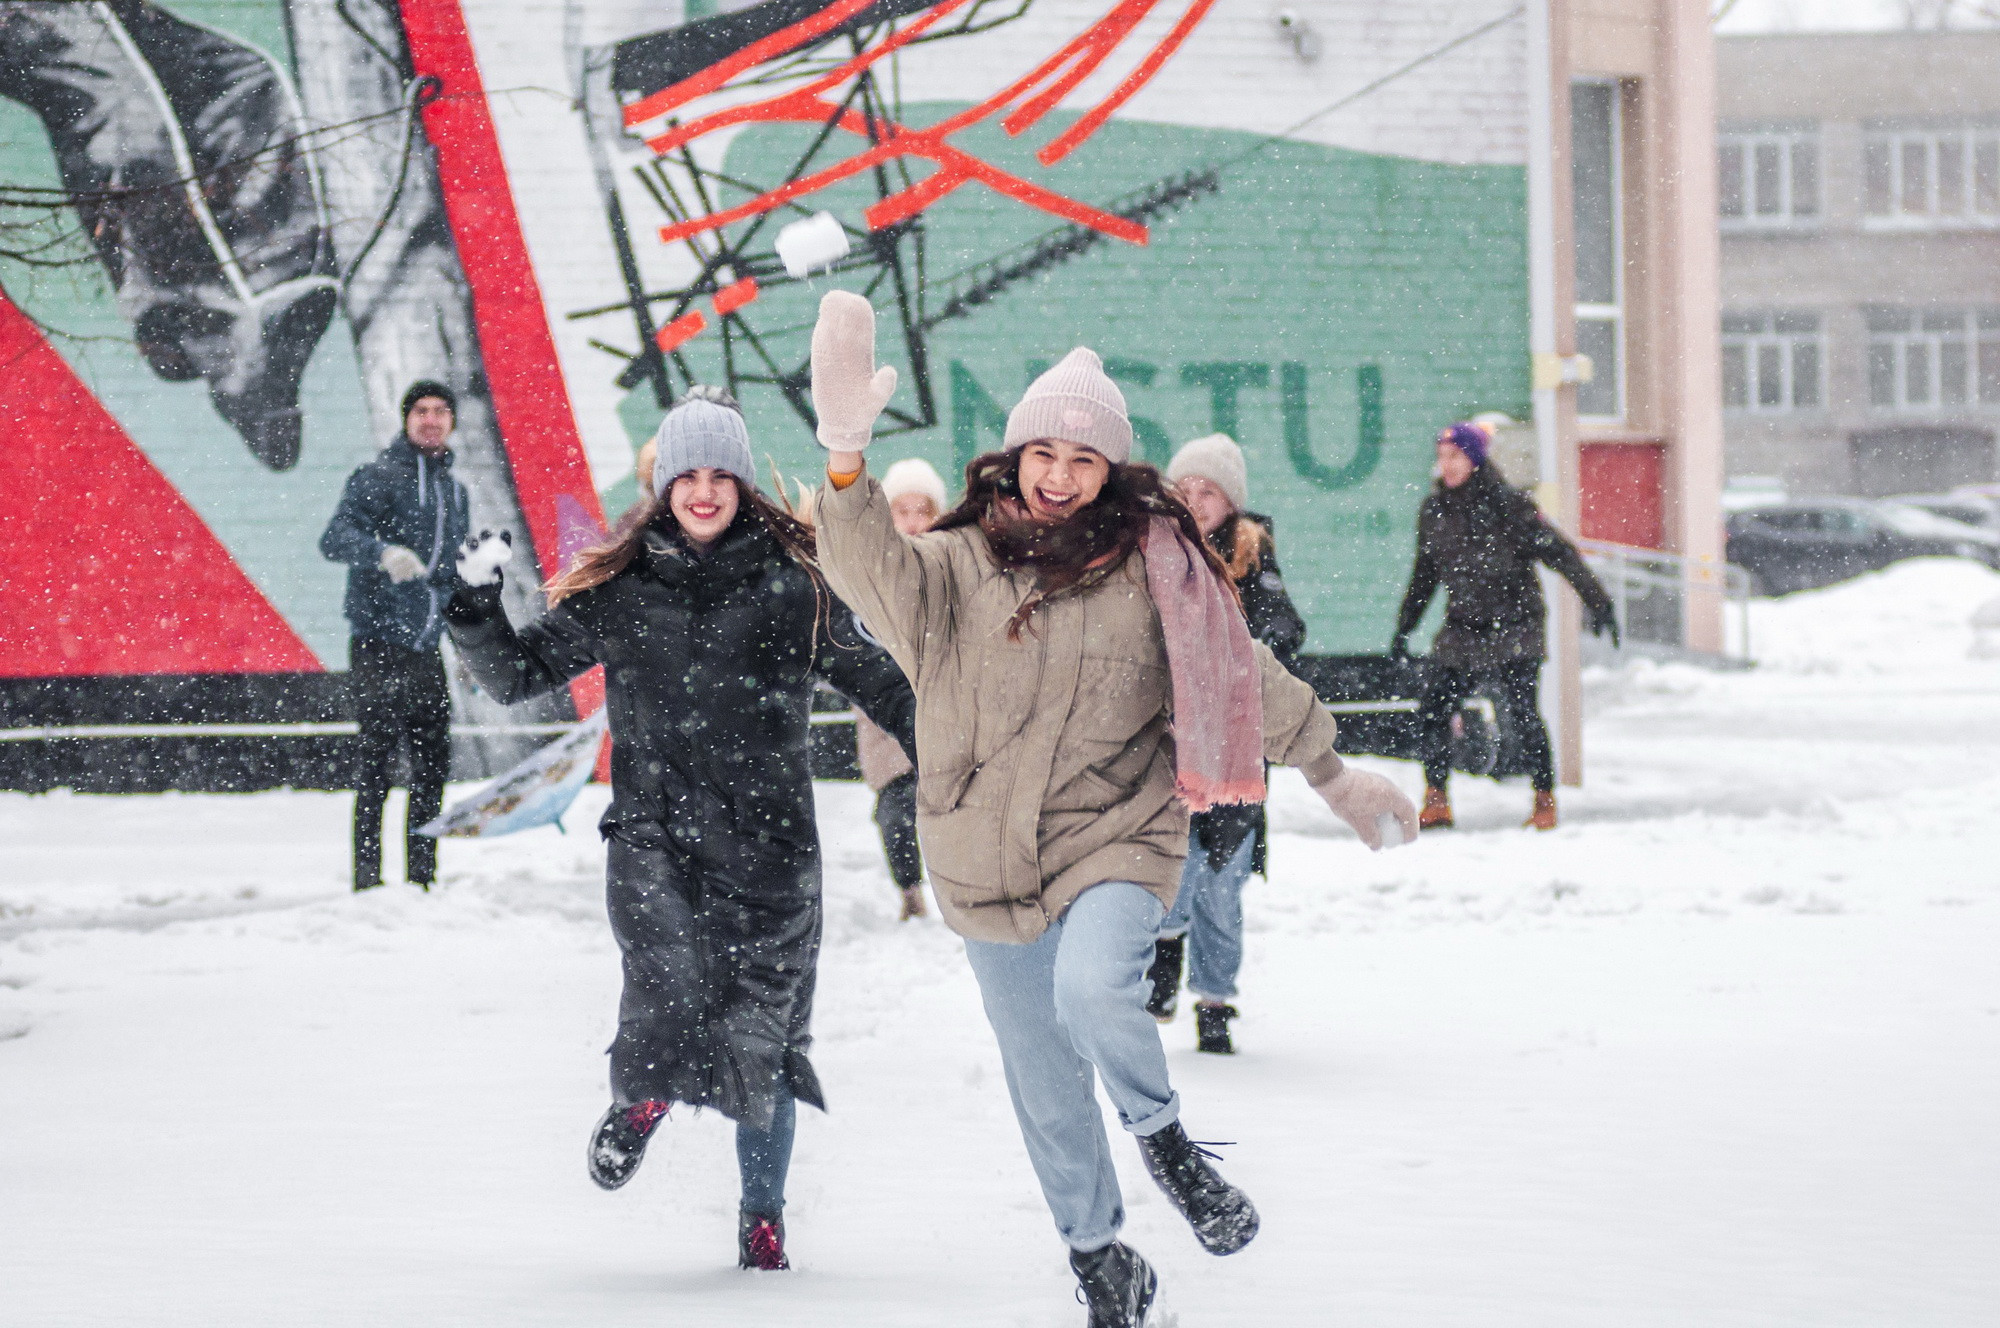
441;386;915;1274
855;455;951;920
806;291;1418;1326
880;455;949;532
1145;435;1308;1056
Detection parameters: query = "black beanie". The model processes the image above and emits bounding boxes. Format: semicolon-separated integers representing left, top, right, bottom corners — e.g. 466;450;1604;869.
400;379;457;420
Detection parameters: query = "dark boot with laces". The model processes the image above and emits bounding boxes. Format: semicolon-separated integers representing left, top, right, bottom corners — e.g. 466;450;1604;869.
1144;937;1184;1023
738;1209;789;1270
1137;1122;1259;1255
1069;1241;1156;1327
1194;1002;1238;1054
586;1100;669;1190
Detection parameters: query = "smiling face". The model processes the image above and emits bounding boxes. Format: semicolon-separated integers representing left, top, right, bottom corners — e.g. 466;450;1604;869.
1176;475;1236;536
668;468;741;548
1436;436;1476;489
404;397;455;454
1016;439;1110;522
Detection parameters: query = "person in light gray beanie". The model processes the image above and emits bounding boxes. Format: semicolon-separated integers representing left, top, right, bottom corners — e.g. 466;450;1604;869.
649;385;756;494
1003;347;1134;462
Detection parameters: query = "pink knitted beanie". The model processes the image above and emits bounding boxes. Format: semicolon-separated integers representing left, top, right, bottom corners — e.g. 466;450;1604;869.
1002;348;1134;464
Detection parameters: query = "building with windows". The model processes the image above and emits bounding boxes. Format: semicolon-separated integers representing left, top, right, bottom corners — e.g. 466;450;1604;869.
1718;31;2000;496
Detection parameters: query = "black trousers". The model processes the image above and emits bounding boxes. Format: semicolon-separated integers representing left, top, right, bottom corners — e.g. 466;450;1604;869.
872;772;923;890
1419;659;1556;793
349;637;450;887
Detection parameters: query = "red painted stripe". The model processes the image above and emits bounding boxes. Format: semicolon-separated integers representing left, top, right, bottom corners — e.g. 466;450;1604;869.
621;0;876;126
712;277;760;315
398;0;605;722
1037;0;1218;165
655;308;708;353
0;295;323;677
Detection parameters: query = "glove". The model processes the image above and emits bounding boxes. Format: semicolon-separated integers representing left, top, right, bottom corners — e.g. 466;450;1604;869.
1590;602;1621;648
1307;759;1420;851
379;544;427;583
455;529;513;587
810;290;898;452
1388;632;1411;662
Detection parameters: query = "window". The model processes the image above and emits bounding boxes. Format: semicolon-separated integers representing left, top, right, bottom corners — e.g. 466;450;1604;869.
1573;80;1623;420
1718;128;1820;226
1864;308;2000;409
1863;127;2000;226
1721;311;1822;412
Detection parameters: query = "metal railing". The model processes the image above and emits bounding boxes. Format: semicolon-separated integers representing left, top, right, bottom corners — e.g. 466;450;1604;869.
1577;539;1755;663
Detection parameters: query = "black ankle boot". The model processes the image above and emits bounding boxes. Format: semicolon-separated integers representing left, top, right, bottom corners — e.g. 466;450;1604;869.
1144;937;1184;1022
1069;1241;1156;1327
585;1100;668;1190
1137;1122;1259;1255
1194;1002;1238;1054
738;1209;789;1270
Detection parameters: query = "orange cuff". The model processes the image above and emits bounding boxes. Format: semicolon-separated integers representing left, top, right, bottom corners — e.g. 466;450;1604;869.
827;466;862;491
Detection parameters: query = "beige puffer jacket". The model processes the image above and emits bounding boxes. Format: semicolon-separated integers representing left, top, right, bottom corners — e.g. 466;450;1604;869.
854;712;914;791
816;472;1339;944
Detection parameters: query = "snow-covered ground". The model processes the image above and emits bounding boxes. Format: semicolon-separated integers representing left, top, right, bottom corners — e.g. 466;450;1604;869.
3;561;1998;1327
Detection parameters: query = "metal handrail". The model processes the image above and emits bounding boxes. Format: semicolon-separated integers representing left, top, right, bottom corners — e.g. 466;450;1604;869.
1577;538;1754;662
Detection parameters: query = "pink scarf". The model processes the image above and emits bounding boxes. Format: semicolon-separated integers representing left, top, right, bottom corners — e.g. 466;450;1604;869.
1141;517;1265;811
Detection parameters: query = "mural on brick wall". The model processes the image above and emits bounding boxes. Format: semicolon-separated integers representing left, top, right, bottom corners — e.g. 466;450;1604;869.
0;0;1528;697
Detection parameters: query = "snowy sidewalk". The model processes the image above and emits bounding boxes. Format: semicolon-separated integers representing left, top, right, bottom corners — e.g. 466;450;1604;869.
3;561;1998;1326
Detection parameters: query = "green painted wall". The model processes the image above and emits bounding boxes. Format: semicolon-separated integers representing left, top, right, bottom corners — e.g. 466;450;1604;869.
698;108;1531;652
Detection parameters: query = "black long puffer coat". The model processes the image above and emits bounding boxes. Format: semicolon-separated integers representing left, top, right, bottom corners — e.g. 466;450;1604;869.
1393;465;1614;669
444;512;915;1130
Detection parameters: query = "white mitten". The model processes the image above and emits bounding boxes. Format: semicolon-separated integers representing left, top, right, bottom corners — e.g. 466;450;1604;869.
379;544;427;583
1308;761;1420;851
810;290;898;452
455;530;513;587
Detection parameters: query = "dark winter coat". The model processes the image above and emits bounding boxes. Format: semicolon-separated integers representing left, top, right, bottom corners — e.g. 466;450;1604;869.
319;437;471;653
1393;466;1613;669
1192;514;1307;872
442;512;916;1128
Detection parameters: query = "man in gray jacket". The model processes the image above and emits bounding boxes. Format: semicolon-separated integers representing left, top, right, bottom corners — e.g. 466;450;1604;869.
319;381;472;890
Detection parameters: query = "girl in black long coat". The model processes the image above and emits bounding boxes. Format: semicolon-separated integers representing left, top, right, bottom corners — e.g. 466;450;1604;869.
445;389;915;1271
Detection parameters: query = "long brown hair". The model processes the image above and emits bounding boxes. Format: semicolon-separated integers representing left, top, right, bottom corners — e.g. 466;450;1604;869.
935;450;1236;639
1211;513;1272;583
544;479;820;606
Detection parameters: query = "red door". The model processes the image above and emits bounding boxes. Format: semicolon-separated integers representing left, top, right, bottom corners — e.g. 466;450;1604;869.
1580;442;1666;549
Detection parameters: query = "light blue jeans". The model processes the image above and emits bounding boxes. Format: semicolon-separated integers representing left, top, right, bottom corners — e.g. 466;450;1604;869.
962;881;1181;1253
736;1095;795;1214
1158;832;1256;1002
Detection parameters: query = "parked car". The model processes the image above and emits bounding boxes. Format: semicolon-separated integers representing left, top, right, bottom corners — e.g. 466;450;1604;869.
1876;501;2000;567
1726;498;2000;596
1888;491;2000;534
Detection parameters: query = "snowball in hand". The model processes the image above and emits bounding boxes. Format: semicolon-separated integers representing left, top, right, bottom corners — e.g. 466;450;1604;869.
456;530;513;587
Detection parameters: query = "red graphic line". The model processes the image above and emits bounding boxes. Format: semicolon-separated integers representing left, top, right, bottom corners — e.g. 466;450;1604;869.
1000;0;1158;138
712;277;760;314
398;0;605;722
642;0;972;156
622;0;877;126
639;0;1211;247
656;111;1144;245
1036;0;1218;165
655;308;707;352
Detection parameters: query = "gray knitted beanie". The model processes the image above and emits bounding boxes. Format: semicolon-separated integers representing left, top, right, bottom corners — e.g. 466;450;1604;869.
651;388;754;492
1003;348;1133;464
